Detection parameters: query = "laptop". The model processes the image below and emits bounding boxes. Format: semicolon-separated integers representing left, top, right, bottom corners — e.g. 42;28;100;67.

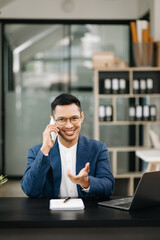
98;171;160;211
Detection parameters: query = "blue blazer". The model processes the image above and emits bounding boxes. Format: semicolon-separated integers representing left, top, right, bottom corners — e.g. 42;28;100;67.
21;135;115;198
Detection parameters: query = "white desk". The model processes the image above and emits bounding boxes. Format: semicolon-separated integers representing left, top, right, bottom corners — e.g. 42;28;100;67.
136;150;160;172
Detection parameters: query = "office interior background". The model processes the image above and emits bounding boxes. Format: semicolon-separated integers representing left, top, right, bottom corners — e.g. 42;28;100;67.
0;0;160;196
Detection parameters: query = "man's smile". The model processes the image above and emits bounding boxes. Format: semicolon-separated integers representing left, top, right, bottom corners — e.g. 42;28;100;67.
62;129;76;136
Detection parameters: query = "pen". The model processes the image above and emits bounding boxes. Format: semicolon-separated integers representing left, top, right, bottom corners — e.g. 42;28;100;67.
63;197;70;203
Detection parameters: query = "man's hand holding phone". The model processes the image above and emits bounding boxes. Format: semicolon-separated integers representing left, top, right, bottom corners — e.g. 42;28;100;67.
40;117;59;156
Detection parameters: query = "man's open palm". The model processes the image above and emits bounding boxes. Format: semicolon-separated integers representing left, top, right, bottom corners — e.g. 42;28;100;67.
67;162;90;188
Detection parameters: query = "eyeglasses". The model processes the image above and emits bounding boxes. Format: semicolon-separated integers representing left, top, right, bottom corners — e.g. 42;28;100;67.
54;115;81;126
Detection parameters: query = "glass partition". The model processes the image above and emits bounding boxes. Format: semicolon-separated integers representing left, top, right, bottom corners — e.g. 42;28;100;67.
3;23;129;176
4;24;69;175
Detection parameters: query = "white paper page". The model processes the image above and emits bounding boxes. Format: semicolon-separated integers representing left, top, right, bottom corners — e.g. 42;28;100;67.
49;198;85;210
136;20;148;42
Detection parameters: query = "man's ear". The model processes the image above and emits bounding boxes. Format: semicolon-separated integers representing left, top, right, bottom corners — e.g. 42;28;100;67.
80;112;84;123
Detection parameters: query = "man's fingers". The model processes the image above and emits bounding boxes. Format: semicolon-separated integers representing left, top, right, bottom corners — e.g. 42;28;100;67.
67;169;71;177
48;125;59;133
67;163;90;185
67;169;76;180
85;162;90;173
67;169;78;184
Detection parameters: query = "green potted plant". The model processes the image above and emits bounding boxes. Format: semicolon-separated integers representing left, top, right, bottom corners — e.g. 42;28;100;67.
0;175;8;186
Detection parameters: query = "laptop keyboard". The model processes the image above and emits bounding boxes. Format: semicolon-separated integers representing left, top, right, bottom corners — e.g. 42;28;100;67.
114;201;131;208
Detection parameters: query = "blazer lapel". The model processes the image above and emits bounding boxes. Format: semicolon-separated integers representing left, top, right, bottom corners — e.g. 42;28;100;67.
76;135;90;196
50;140;61;198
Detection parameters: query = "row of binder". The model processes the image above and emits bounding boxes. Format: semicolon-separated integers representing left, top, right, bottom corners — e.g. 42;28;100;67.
99;104;157;122
133;78;153;94
129;104;157;121
99;105;113;121
100;78;154;94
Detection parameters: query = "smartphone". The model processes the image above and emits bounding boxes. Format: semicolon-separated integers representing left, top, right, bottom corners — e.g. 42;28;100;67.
49;116;58;142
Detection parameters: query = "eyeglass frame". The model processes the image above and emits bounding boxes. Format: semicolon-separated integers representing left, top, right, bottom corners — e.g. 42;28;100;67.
53;115;82;126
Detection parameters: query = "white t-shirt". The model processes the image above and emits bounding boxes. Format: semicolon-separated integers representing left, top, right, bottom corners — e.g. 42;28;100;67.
58;138;78;198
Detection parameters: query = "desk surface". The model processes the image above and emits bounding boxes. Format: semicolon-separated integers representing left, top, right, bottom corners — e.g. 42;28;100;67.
0;197;160;228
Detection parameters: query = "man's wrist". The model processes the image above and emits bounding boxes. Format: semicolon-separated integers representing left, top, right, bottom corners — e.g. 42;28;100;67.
81;185;90;190
40;146;50;156
81;185;90;193
80;178;90;189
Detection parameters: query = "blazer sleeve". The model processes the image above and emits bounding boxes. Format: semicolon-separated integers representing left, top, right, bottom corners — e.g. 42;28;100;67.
81;142;115;199
21;147;50;197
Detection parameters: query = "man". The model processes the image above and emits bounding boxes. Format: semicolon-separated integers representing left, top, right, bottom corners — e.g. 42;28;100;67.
21;93;115;198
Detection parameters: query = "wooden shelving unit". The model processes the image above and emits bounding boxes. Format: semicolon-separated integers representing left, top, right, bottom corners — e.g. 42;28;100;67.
93;67;160;196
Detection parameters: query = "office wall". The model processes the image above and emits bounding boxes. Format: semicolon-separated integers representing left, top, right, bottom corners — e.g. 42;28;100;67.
152;0;160;41
0;0;138;20
0;0;159;40
137;0;152;17
137;0;160;41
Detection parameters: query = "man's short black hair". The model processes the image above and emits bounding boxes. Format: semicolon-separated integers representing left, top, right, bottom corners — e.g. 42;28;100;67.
51;93;82;114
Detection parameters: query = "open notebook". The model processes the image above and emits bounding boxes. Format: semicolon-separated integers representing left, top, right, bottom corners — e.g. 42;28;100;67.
49;198;85;210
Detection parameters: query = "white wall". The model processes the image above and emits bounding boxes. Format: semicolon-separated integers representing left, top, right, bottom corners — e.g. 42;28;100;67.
137;0;152;18
137;0;160;41
0;0;138;20
152;0;160;41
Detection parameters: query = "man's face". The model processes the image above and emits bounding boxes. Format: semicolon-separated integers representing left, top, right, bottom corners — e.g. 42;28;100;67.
53;104;84;146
